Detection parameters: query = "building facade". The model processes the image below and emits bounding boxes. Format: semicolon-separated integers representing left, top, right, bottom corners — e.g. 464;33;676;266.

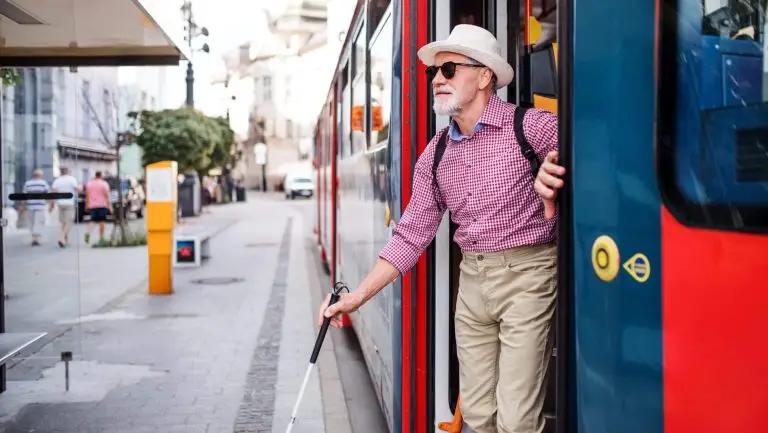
116;66;172;179
218;0;356;191
1;66;121;228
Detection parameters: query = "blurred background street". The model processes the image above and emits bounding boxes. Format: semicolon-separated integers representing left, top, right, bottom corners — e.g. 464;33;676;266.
0;192;389;433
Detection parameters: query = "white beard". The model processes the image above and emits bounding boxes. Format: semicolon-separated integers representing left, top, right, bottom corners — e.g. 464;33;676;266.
433;87;461;116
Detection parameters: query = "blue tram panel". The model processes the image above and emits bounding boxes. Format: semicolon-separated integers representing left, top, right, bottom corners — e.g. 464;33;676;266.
675;2;768;206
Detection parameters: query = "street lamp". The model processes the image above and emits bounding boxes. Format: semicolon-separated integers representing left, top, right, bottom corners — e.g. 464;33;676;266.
224;74;236;123
181;0;210;108
226;95;236;122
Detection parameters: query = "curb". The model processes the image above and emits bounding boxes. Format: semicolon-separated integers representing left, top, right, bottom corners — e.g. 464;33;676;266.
306;237;353;433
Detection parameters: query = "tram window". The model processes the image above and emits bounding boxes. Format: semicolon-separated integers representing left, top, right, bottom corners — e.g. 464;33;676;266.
369;12;393;149
325;100;332;168
353;24;366;78
450;0;489;29
529;47;556;97
516;0;558;111
341;64;352;158
351;24;368;153
369;0;391;37
658;0;768;232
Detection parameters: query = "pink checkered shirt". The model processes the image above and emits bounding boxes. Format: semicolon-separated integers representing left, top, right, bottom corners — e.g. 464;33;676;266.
379;95;558;275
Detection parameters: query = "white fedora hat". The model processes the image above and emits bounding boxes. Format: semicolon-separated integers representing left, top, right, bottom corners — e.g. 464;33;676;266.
417;24;514;89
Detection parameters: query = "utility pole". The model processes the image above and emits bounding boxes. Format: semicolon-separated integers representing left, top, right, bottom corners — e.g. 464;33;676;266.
181;0;210;108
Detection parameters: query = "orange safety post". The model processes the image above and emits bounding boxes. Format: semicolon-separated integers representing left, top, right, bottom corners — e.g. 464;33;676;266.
145;161;178;295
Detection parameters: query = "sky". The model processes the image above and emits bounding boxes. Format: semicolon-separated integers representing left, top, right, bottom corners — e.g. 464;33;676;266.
159;0;284;115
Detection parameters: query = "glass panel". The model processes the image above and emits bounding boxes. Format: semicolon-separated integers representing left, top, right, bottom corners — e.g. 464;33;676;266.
3;63;85;374
516;1;559;110
352;28;368;153
342;79;352;157
451;0;489;27
321;101;332;260
367;9;395;424
658;0;768;230
2;4;82;384
369;14;393;150
369;0;392;37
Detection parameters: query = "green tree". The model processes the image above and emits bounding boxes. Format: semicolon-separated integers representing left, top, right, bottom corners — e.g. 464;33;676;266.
204;115;236;174
1;69;21;87
135;107;234;175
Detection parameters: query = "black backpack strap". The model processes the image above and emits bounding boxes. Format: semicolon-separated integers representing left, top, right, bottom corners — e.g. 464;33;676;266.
431;128;449;181
430;128;449;211
513;106;541;180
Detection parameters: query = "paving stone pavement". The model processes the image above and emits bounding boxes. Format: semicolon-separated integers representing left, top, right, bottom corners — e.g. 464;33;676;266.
0;195;334;433
3;211;237;368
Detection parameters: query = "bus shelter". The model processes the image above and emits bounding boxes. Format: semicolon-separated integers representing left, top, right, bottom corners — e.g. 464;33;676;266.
0;0;187;392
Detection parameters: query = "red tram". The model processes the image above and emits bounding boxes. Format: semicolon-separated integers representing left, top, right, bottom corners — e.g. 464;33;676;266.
313;0;768;432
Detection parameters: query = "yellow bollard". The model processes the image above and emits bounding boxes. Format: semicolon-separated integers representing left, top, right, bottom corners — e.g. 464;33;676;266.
145;161;178;295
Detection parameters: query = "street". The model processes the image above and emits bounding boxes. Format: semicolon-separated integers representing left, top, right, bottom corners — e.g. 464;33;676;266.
0;192;388;433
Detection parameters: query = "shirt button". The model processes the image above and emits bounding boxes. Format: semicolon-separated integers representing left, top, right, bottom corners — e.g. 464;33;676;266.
472;218;477;222
478;255;484;261
467;192;472;196
467;164;471;168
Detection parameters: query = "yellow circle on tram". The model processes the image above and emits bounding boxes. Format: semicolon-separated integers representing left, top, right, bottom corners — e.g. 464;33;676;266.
591;235;620;282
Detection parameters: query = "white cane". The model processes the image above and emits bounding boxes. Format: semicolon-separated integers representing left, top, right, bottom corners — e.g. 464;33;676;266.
285;282;348;433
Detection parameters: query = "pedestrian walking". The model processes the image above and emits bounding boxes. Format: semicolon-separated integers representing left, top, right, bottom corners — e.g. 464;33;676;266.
20;169;51;246
83;171;112;244
50;167;80;247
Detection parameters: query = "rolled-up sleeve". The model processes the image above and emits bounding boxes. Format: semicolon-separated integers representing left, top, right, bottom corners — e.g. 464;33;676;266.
379;148;446;275
524;108;558;161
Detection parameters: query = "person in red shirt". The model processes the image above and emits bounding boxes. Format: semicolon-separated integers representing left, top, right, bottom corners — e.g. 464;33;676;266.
318;25;566;433
83;171;113;244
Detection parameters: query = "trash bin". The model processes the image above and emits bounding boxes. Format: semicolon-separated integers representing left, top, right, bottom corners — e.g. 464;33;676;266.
178;173;201;217
235;186;246;202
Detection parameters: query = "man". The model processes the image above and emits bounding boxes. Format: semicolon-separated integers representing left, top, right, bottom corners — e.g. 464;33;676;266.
83;171;112;244
317;25;566;433
20;169;51;246
50;167;80;247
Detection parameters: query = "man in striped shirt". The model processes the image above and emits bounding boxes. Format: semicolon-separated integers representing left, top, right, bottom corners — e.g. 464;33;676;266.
319;25;566;432
20;169;51;246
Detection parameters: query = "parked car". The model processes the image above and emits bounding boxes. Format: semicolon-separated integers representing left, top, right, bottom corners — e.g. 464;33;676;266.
77;176;145;222
284;173;315;199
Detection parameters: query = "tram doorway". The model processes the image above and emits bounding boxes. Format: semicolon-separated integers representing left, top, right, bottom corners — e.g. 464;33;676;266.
431;0;561;432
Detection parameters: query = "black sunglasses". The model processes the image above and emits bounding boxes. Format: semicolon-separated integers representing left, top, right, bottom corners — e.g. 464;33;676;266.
426;61;484;80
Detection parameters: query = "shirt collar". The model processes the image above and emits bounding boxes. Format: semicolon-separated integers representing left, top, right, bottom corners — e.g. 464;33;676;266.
449;121;484;141
447;94;506;142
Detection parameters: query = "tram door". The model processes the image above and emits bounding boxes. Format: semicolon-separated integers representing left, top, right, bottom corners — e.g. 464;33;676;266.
512;2;559;432
434;0;559;432
2;64;89;392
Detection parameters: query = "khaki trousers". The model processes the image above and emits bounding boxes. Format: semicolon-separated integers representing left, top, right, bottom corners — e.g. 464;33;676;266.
456;242;557;433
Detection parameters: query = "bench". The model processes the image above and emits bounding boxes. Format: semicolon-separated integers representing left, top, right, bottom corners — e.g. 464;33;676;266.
172;232;212;268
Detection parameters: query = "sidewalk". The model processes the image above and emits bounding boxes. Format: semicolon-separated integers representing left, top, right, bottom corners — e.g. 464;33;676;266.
2;212;235;367
0;193;349;433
